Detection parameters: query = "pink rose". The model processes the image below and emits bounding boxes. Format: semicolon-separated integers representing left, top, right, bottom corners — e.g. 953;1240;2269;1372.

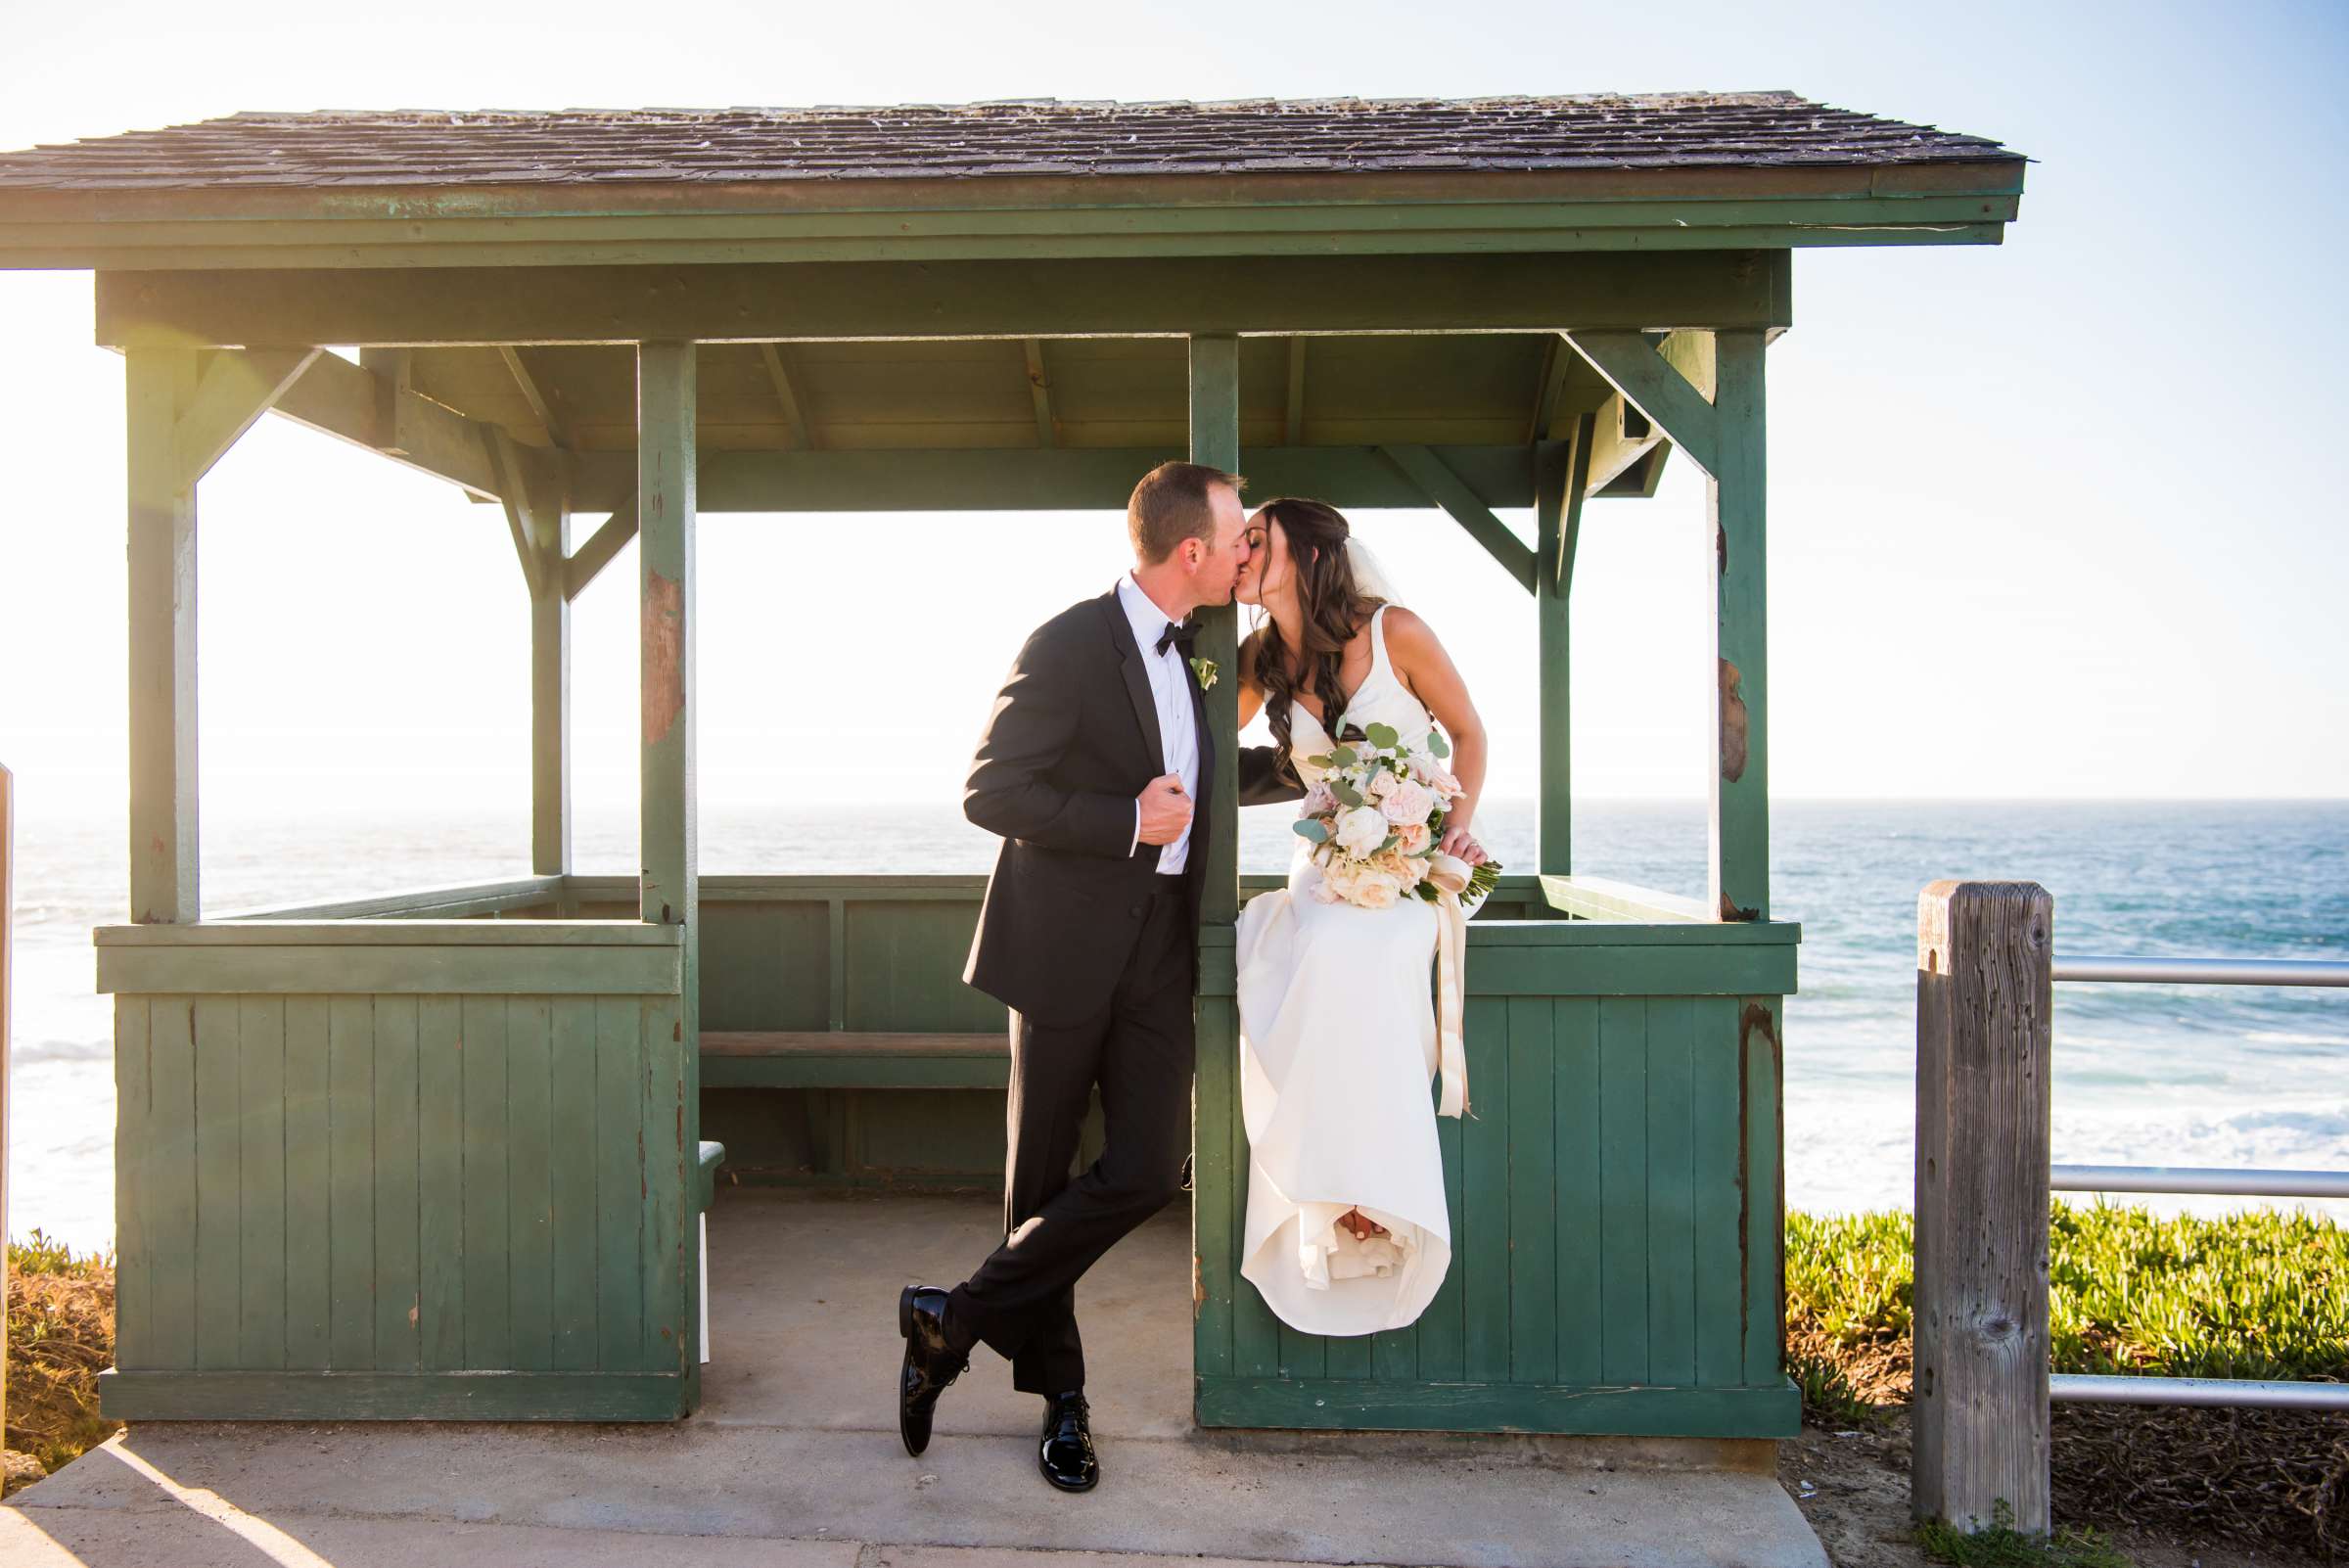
1302;781;1338;815
1379;778;1435;824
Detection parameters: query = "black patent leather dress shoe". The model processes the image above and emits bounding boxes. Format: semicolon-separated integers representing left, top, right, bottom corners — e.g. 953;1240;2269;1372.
898;1283;968;1457
1038;1388;1100;1492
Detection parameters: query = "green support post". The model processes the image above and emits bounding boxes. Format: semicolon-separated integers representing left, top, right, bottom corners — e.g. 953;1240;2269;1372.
1188;334;1241;925
528;461;572;901
125;346;201;925
1536;417;1594;876
636;340;701;1405
1708;332;1767;922
1186;332;1248;1400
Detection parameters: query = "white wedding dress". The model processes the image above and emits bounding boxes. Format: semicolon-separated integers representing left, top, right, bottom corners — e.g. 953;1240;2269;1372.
1234;603;1480;1337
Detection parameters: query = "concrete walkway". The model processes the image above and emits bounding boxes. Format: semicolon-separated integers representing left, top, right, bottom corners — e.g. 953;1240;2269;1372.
4;1189;1828;1568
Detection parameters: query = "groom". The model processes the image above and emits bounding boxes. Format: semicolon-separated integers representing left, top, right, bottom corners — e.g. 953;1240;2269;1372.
897;460;1303;1491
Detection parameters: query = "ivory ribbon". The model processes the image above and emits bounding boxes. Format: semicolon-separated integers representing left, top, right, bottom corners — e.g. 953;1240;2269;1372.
1425;852;1475;1118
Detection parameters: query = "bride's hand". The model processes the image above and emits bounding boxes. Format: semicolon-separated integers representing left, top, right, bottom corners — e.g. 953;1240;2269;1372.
1439;822;1489;863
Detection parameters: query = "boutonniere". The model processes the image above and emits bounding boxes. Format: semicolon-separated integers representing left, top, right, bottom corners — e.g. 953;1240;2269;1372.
1189;655;1219;690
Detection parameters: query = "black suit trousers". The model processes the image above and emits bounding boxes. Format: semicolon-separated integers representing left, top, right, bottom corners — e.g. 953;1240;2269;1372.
945;874;1195;1396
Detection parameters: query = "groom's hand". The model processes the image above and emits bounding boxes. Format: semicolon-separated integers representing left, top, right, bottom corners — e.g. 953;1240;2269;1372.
1135;772;1193;846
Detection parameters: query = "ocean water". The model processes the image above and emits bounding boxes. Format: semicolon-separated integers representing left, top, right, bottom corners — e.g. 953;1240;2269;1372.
7;798;2345;1254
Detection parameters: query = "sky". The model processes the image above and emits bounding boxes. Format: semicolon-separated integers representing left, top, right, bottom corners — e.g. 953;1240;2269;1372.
1;0;2344;852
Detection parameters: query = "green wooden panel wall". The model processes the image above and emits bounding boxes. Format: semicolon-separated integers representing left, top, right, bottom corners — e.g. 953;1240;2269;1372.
700;901;830;1031
104;986;692;1421
844;900;1001;1033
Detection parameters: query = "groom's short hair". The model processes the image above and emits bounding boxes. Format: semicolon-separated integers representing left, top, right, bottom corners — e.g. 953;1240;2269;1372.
1128;460;1246;564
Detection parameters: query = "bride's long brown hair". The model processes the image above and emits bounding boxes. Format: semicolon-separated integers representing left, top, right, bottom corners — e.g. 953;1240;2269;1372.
1252;498;1388;787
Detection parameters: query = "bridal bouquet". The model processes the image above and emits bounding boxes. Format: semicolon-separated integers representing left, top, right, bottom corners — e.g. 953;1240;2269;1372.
1292;720;1502;910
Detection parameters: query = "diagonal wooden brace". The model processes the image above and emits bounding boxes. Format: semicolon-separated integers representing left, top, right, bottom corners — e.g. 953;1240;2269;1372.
564;498;638;602
172;346;324;489
1376;442;1536;593
1561;331;1721;480
484;426;568;599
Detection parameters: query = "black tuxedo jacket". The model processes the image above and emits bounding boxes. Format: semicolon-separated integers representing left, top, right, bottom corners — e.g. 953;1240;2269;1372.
961;585;1305;1026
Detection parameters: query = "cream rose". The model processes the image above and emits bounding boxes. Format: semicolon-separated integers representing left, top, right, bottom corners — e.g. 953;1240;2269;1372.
1354;878;1400;909
1395;820;1431;854
1335;805;1391;855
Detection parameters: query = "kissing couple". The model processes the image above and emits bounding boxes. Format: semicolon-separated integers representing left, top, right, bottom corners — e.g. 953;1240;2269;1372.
898;459;1495;1491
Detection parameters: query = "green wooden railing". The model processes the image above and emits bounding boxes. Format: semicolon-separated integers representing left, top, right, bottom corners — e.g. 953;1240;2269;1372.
93;911;697;1422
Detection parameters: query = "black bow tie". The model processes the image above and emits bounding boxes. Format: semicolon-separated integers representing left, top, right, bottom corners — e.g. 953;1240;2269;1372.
1154;619;1198;658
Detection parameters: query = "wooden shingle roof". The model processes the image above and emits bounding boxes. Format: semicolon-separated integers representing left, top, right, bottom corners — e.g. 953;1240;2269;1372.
0;92;2019;191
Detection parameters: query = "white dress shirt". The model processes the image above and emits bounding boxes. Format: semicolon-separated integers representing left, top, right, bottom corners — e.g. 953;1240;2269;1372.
1116;571;1201;873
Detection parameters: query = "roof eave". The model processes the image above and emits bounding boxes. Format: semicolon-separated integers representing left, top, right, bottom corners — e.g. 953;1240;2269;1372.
0;158;2026;271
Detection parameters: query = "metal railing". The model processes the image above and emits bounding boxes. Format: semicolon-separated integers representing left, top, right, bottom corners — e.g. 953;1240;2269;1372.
2053;955;2349;987
2044;949;2349;1411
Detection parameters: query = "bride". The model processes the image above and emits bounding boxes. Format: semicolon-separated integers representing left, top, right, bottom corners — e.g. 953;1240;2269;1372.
1230;496;1494;1337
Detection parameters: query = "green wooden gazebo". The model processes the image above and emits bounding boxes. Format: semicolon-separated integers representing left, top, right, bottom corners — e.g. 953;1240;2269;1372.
0;92;2023;1430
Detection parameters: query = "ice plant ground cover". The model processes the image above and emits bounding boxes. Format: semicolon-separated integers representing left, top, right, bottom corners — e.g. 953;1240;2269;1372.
1291;718;1502;909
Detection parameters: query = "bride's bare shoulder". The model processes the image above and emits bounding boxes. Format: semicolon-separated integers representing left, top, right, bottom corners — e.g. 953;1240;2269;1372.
1379;605;1460;684
1379;603;1434;647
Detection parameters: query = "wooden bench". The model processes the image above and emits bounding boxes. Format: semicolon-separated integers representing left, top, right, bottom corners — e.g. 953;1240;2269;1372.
701;1031;1007;1090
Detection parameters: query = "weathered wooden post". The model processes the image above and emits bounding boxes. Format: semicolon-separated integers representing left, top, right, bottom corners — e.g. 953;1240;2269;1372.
1913;880;2053;1534
2;761;13;1443
1706;331;1768;925
638;340;701;1399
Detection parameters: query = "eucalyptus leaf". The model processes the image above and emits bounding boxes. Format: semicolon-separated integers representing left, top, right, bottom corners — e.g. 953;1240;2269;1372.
1293;818;1329;843
1329;745;1358;767
1331;781;1364;808
1304;753;1334;768
1364;721;1399;750
1427;730;1451;759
